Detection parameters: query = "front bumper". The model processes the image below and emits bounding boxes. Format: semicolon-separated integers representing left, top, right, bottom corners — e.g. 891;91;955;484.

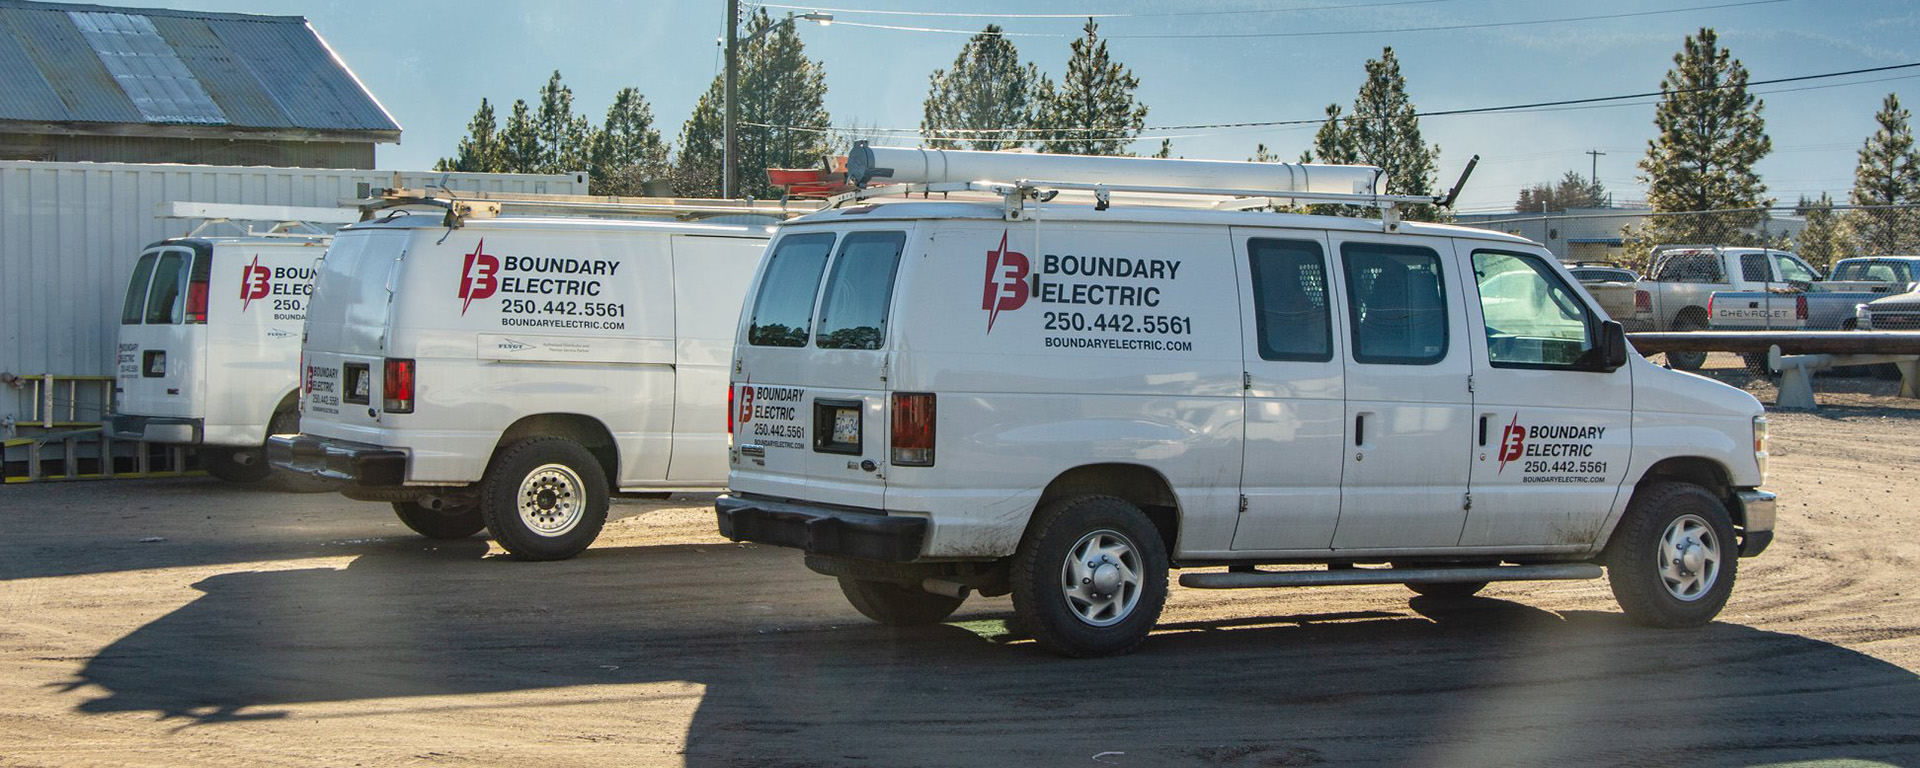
108;413;200;444
1736;489;1776;557
716;495;928;562
268;433;408;486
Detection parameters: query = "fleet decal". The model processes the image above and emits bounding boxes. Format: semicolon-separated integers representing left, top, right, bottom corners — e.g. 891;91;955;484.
740;384;805;450
306;364;340;415
457;239;628;329
1495;413;1610;484
979;230;1194;352
239;254;314;320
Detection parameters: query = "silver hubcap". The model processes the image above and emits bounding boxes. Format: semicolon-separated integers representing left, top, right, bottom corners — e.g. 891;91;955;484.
1658;513;1722;601
1060;529;1143;627
517;463;584;537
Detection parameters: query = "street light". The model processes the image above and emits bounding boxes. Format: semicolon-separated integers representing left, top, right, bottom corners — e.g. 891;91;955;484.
724;5;833;199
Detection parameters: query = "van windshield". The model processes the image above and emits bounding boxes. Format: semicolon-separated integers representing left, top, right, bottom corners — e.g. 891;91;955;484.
121;252;157;325
815;232;906;350
747;232;836;347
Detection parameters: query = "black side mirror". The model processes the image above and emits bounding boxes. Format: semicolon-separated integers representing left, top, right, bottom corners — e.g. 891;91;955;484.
1593;319;1629;372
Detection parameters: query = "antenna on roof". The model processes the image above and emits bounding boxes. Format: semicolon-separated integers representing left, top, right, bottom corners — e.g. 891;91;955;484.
1437;155;1480;210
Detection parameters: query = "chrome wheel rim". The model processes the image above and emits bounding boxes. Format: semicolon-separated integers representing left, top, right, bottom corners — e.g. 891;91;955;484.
518;463;585;537
1658;513;1722;602
1060;529;1143;627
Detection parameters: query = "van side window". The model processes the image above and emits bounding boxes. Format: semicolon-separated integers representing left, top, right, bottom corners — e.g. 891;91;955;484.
1342;243;1447;365
1471;250;1593;368
747;233;836;347
121;252;157;325
144;251;189;325
816;231;906;350
1246;238;1332;361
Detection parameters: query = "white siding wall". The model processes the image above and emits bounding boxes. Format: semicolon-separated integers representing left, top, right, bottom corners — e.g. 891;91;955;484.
0;161;585;423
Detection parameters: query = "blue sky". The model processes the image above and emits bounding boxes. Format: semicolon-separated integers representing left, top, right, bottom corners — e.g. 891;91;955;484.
131;0;1919;213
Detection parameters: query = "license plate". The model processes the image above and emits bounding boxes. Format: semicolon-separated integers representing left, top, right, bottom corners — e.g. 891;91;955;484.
832;408;860;444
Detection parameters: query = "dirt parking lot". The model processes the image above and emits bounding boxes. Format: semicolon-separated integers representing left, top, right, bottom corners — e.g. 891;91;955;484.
3;365;1917;767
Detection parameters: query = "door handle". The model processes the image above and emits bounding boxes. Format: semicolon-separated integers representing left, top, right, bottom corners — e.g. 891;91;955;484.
1354;413;1365;447
1479;415;1489;446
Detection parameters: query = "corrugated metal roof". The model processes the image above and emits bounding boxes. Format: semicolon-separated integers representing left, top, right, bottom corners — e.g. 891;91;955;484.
0;0;398;137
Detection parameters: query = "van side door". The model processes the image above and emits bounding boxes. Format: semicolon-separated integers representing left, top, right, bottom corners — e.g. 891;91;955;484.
1458;246;1632;549
1328;234;1474;550
1229;228;1347;552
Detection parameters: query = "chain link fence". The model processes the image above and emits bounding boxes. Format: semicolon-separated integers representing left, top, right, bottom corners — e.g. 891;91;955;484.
1457;203;1920;273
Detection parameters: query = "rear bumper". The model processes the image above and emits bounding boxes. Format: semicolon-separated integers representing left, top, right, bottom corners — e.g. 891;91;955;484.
1736;489;1776;557
716;495;928;563
108;413;200;444
268;433;408;486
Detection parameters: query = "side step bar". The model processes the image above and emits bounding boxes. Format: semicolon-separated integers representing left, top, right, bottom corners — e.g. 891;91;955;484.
1180;563;1603;590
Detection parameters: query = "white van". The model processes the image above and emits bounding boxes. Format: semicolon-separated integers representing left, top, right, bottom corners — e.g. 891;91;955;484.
272;198;780;559
718;146;1776;657
111;233;330;481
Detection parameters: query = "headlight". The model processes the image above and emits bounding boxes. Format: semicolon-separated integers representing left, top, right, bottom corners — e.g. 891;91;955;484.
1855;304;1872;329
1752;414;1769;483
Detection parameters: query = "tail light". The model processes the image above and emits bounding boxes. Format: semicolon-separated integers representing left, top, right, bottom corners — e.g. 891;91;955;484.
1635;289;1652;313
1795;294;1808;321
184;276;209;324
383;358;415;413
891;392;936;467
728;383;736;435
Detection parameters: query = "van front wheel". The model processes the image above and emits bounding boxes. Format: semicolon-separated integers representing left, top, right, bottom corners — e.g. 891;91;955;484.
1604;482;1737;628
392;500;485;539
1011;496;1168;658
480;438;609;561
838;577;965;626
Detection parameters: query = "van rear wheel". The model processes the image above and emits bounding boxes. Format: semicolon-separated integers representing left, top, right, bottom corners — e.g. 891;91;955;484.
1604;482;1737;628
392;500;485;539
838;577;965;626
1010;495;1168;658
201;446;271;483
479;437;609;561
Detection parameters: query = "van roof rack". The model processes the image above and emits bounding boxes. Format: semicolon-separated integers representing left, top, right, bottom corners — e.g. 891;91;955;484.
354;185;823;229
158;201;358;238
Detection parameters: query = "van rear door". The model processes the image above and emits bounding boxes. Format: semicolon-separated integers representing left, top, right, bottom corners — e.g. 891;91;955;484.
117;244;209;425
301;227;410;433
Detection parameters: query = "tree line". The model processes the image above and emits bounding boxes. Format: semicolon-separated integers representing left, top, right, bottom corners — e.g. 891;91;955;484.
436;17;1920;251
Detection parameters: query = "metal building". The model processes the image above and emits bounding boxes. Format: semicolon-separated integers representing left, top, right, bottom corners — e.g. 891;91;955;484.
0;0;399;168
0;161;587;427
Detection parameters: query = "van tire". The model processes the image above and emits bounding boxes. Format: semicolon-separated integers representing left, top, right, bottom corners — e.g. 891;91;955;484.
837;577;965;626
1604;482;1737;628
391;501;485;539
1011;495;1168;658
1406;581;1487;599
201;446;271;483
479;437;609;561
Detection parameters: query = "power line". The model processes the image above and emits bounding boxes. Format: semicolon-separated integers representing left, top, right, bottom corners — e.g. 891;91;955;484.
750;0;1459;20
741;61;1920;138
796;0;1789;39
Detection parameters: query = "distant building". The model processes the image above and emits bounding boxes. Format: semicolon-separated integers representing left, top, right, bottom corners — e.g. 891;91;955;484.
0;0;399;168
1458;206;1808;265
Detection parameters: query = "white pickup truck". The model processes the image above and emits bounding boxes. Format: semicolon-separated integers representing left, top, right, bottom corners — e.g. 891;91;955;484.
1640;246;1822;369
1709;256;1920;332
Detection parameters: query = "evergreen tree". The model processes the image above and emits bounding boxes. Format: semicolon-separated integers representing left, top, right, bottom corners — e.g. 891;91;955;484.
1638;28;1772;243
590;87;670;196
1249;143;1279;163
672;9;834;198
533;71;594;174
921;25;1037;151
1303;103;1355;165
501;99;541;174
1153;138;1173;159
1849;92;1920;255
1035;20;1147;156
1347;47;1440;220
436;98;504;173
1793;193;1849;270
1516;170;1606;213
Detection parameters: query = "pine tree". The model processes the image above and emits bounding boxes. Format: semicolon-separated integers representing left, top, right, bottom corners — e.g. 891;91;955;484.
1249;143;1279;163
1347;47;1440;220
1516;170;1606;213
1303;104;1355;165
1849;92;1920;255
672;9;834;198
921;25;1037;151
1638;28;1772;243
590;87;670;196
500;99;541;174
1035;19;1147;156
1793;193;1849;270
437;98;504;173
533;71;594;174
1153;138;1173;159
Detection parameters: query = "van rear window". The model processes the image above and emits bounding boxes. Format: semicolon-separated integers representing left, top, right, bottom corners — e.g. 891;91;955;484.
815;232;906;350
121;252;157;325
748;233;836;347
144;251;190;325
1343;243;1448;365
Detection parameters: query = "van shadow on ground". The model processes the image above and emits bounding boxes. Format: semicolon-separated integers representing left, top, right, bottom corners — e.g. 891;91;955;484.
64;539;1920;767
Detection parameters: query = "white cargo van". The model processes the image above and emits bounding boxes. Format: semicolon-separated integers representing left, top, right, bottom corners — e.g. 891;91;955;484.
272;196;785;559
111;228;332;481
718;146;1776;657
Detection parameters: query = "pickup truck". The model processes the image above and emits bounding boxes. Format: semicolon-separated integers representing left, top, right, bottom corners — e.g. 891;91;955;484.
1569;264;1654;331
1640;245;1823;369
1708;255;1920;331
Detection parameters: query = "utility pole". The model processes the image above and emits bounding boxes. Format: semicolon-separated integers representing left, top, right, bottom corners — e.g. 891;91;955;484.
723;0;740;199
1585;148;1606;186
